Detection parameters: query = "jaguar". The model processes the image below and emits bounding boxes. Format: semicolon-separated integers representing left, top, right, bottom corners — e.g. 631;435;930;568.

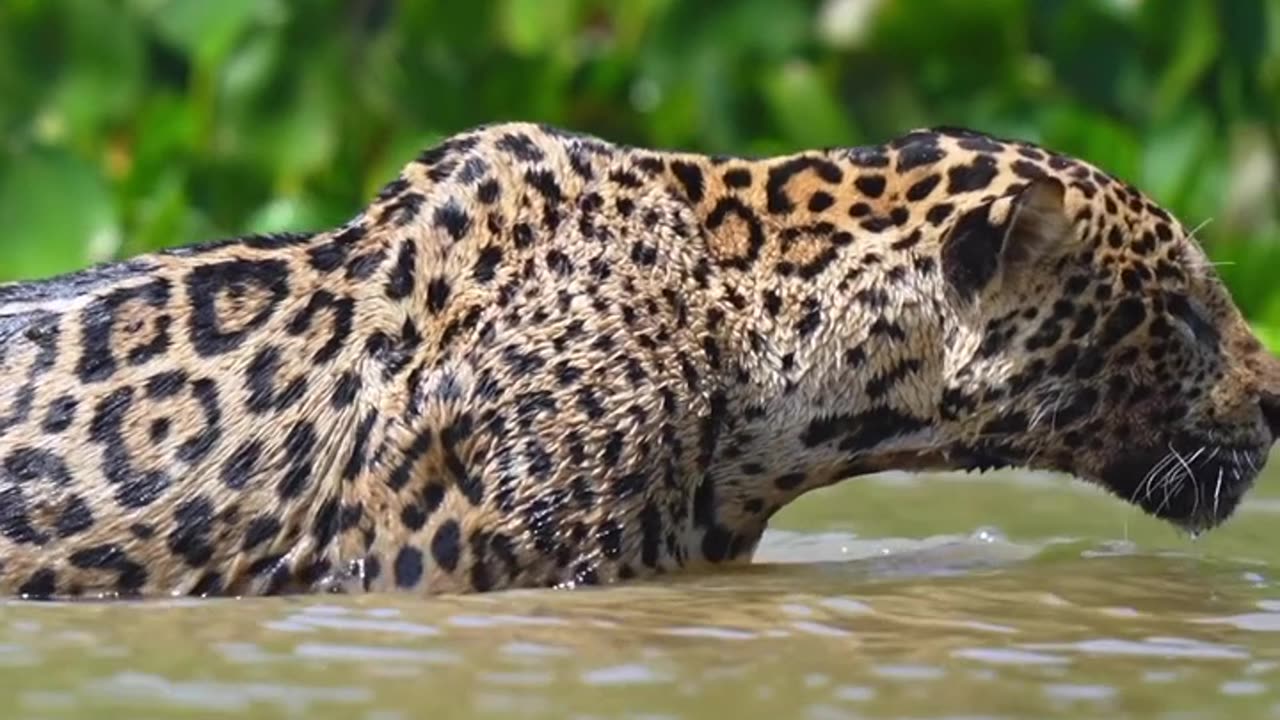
0;122;1275;599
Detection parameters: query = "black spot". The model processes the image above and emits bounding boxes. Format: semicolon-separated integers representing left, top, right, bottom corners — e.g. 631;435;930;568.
400;503;428;531
243;516;281;551
798;248;839;280
306;225;364;273
4;447;73;486
277;421;317;499
940;204;1003;298
472;245;503;283
762;290;782;317
855;175;886;198
496;132;545;162
775;472;805;491
41;394;78;434
670;161;705;202
525;168;564;202
926;203;954;225
18;568;57;598
859;216;894;233
1011;160;1045;180
55;495;94;537
387;430;432;491
795;305;821;336
394;546;425;588
981;412;1029;435
868;317;906;341
431;520;462;572
426;277;451;314
1100;298;1146;346
385;240;416;299
723;168;752;187
476;179;501;204
379;191;425;226
168;497;215;567
331;371;361;409
217;439;261;491
597;520;623;559
947;155;999;193
808;191;835;212
1050;344;1079;375
630;241;659;266
906;174;941;201
847;146;890;168
335;249;390;290
434;200;472;241
896;139;945;172
181;570;221;596
640;502;662;568
341;410;378;481
545;249;573;275
866;358;922;399
1054;387;1099;427
702;526;733;563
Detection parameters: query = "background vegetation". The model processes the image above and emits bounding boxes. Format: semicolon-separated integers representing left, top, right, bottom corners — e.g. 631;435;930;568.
1;0;1277;341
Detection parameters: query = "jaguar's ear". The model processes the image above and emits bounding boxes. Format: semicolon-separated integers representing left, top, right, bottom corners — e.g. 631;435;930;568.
940;177;1071;300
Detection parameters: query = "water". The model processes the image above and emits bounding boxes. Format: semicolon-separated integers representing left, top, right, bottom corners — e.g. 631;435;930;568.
7;458;1280;719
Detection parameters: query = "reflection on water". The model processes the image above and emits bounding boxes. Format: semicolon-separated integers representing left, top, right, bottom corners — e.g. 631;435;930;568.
5;465;1280;719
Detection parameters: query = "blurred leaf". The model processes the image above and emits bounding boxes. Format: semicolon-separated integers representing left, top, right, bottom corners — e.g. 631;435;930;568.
499;0;578;57
49;0;146;146
244;195;334;234
147;0;262;70
1148;0;1219;121
1041;105;1141;182
762;61;857;149
1141;108;1213;208
1033;0;1144;118
1254;322;1280;354
0;147;119;281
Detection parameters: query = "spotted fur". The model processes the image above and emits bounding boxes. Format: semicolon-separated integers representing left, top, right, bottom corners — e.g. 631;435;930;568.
0;123;1276;599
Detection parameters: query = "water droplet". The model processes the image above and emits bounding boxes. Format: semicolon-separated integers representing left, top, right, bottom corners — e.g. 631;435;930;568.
971;526;1006;543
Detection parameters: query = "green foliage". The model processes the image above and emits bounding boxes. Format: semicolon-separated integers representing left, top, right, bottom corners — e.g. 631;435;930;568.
0;0;1277;339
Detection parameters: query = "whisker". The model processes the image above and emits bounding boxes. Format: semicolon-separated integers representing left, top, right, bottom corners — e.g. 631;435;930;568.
1213;467;1224;521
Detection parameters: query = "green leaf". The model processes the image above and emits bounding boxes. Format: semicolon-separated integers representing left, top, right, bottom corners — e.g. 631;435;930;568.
0;147;119;281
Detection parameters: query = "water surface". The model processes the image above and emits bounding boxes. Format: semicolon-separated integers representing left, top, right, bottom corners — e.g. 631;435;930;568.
7;457;1280;720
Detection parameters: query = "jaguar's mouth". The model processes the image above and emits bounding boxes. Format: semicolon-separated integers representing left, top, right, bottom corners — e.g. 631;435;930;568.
846;437;1266;533
864;438;1266;533
1098;439;1267;533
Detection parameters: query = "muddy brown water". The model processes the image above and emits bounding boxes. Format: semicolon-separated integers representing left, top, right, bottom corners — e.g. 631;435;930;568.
6;455;1280;719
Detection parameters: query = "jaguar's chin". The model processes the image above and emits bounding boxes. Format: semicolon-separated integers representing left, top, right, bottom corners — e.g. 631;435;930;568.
1097;439;1267;533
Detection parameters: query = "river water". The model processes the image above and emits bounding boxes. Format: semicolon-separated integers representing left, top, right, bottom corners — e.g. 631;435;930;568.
5;458;1280;719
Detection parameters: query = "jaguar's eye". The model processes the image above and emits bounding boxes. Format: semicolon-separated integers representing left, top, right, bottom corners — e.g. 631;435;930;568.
1167;293;1219;346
